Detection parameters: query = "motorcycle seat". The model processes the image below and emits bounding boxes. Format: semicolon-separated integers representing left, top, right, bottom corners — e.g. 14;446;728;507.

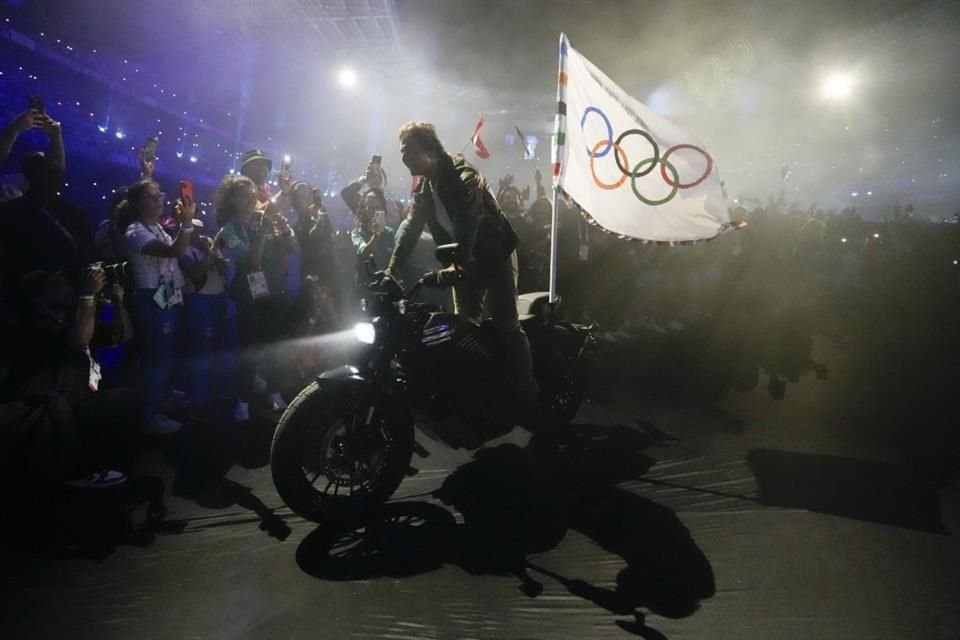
517;291;555;322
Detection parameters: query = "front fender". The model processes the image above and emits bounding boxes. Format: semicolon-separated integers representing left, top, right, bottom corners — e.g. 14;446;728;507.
314;365;368;391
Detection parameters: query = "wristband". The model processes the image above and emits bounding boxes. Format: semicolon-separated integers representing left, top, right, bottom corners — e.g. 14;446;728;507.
180;224;194;234
79;295;96;306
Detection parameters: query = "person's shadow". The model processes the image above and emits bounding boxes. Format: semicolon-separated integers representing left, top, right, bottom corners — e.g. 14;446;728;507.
296;423;715;635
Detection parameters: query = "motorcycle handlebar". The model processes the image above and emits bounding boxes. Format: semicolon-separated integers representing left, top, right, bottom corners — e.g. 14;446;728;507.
365;266;449;302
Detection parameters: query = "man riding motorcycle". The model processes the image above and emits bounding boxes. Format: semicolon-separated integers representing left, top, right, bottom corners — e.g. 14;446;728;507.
382;121;537;420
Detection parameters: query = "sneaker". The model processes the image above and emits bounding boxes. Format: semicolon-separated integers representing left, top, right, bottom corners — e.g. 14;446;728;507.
252;374;268;395
233;400;250;422
65;469;127;489
143;414;182;435
266;392;288;412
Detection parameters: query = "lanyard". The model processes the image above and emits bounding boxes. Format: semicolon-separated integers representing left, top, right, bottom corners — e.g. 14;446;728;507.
145;223;176;284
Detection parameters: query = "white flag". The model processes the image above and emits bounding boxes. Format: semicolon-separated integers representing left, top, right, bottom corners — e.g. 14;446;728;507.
551;33;731;242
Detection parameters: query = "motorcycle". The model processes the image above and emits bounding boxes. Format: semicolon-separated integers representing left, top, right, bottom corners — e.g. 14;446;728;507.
271;243;596;523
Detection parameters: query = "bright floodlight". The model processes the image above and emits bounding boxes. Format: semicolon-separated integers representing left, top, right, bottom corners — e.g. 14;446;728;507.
337;68;357;87
821;73;853;100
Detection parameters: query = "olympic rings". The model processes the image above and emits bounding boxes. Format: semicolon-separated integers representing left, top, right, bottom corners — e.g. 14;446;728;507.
580;106;713;204
581;107;614;158
614;129;659;178
589;140;628;190
631;157;679;206
660;144;713;189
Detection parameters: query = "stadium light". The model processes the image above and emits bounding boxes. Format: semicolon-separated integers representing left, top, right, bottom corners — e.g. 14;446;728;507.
337;68;357;88
821;73;853;100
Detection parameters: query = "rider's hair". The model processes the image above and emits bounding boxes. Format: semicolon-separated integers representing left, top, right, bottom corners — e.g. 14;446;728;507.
398;121;447;157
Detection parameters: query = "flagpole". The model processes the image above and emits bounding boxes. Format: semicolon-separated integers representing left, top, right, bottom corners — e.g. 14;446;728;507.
548;186;560;304
548;34;568;304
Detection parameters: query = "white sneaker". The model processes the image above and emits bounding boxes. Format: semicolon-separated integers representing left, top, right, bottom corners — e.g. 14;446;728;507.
143;415;182;435
65;469;127;489
266;392;288;413
233;400;250;422
252;374;268;395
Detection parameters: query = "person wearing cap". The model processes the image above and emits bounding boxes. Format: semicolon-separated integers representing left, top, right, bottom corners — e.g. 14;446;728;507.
240;148;302;307
239;149;275;207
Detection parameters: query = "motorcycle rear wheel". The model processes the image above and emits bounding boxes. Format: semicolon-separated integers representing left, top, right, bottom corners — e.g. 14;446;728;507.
541;359;585;426
271;381;413;524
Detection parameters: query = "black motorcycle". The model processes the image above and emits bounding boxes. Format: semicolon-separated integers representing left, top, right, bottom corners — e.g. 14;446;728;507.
271;244;595;523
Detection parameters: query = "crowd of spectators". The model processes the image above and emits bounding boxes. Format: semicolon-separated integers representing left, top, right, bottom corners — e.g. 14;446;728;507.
0;103;440;492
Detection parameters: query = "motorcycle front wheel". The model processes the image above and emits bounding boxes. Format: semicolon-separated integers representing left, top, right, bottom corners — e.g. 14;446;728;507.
271;381;414;524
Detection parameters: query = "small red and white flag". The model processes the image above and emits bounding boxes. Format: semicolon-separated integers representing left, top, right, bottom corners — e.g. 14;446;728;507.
470;117;491;159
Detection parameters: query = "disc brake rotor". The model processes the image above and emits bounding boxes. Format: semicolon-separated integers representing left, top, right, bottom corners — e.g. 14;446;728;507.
302;412;393;490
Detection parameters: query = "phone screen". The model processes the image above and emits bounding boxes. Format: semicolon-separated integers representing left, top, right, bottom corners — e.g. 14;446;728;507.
179;180;193;202
280;155;292;176
28;96;44;113
143;137;158;162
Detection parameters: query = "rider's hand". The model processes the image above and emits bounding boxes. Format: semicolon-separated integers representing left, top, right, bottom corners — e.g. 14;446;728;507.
373;270;404;297
436;264;462;288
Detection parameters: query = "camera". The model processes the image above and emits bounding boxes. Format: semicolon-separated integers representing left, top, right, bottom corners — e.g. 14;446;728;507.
103;261;131;288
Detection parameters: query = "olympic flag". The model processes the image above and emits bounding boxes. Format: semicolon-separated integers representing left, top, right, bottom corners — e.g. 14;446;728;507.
551;33;731;242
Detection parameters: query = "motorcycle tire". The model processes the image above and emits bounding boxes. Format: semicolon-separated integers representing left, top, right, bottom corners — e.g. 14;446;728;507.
541;358;585;426
270;381;414;524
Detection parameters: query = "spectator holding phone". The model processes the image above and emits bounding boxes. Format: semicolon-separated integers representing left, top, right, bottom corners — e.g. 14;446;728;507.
215;174;285;419
0;151;92;291
120;179;193;434
350;186;395;284
0;105;65;170
179;223;229;419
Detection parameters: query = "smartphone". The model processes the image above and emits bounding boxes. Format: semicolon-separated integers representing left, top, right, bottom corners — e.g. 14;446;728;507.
28;96;45;113
178;180;193;202
279;155;293;176
312;188;323;206
142;137;158;163
373;210;386;230
371;154;382;166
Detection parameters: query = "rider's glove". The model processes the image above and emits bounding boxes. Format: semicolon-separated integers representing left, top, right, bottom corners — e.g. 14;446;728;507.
373;270;404;297
437;265;462;288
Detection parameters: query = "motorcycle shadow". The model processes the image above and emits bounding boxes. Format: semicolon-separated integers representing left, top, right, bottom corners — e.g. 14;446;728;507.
296;423;715;623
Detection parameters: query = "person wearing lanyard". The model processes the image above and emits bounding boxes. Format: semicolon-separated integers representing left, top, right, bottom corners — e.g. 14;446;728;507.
215;174;286;421
121;179;194;435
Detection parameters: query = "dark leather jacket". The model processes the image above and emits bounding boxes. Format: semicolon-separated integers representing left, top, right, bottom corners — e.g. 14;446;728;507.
388;154;518;274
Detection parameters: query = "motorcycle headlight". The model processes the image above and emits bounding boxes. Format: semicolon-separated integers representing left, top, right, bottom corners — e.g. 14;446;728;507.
354;321;376;345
